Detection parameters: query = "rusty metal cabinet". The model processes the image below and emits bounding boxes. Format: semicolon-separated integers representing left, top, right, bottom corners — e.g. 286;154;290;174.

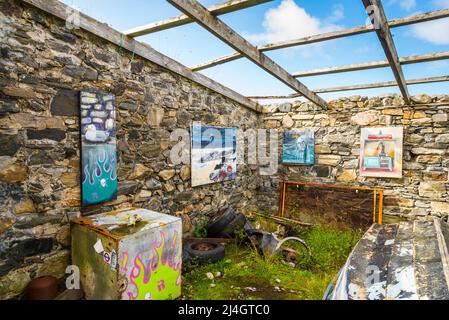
71;208;182;300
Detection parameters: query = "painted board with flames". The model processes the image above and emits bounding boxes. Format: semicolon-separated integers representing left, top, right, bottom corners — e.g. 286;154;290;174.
72;208;182;300
360;127;403;178
80;91;117;206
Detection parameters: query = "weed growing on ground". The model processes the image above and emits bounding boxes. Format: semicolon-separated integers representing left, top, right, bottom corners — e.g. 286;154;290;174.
182;225;363;300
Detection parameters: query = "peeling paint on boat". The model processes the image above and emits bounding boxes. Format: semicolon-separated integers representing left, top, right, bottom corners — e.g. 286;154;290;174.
330;219;449;300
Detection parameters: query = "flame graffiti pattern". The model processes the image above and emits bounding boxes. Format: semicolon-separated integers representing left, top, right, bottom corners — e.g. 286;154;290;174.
125;230;182;300
81;143;117;205
82;148;117;185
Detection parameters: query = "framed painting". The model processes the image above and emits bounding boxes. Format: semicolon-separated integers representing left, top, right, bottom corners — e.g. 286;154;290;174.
282;130;315;165
360;127;403;178
80;91;118;206
191;125;237;187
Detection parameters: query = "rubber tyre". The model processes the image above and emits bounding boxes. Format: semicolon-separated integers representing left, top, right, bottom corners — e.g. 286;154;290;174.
185;240;225;264
206;207;237;237
182;249;191;265
216;213;247;238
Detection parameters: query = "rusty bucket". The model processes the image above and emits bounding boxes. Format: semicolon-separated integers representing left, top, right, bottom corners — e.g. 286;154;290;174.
25;276;58;300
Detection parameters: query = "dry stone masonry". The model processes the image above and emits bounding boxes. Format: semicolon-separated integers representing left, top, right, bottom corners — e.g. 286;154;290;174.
0;0;259;299
0;0;448;300
259;94;449;219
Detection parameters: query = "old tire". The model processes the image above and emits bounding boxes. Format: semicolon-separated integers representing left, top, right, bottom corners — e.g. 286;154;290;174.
185;240;225;264
206;207;237;237
216;213;247;238
182;249;191;267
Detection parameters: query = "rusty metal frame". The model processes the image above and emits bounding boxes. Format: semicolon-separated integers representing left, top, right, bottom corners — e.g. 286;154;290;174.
278;181;384;224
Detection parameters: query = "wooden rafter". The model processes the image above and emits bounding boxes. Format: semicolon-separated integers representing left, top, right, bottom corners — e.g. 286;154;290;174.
389;8;449;27
315;75;449;94
247;75;449;99
293;51;449;77
362;0;410;104
123;0;273;37
21;0;260;112
191;8;449;71
167;0;328;108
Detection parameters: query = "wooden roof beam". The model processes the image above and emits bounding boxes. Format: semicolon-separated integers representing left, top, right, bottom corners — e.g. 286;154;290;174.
293;51;449;77
168;0;328;108
314;75;449;94
247;75;449;99
191;8;449;71
362;0;410;104
123;0;273;37
21;0;260;112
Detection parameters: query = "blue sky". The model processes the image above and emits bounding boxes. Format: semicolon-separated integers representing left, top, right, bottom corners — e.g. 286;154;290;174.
62;0;449;103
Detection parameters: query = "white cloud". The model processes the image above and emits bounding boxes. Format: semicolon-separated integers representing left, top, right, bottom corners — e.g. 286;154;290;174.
432;0;449;8
408;0;449;44
388;0;417;11
412;18;449;45
245;0;343;45
401;0;417;10
328;4;345;23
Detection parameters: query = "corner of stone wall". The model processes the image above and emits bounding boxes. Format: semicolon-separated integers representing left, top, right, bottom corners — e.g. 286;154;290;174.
257;93;449;220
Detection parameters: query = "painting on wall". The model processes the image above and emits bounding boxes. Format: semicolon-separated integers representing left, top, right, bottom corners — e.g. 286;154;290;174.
191;125;237;187
80;91;117;206
282;130;315;165
360;127;403;178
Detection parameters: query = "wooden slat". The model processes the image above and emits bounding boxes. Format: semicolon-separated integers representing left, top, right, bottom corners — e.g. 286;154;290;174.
342;224;396;300
20;0;260;112
362;0;410;104
168;0;328;108
293;51;449;77
123;0;273;37
247;93;301;99
389;8;449;27
433;218;449;295
314;76;449;94
385;221;419;300
191;25;374;71
378;190;383;224
294;60;389;78
261;8;449;51
192;52;242;71
191;8;449;71
247;75;449;99
255;213;314;227
413;220;449;299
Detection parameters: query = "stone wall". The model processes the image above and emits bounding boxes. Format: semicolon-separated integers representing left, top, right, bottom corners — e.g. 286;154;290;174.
258;94;449;220
0;0;259;299
2;0;449;301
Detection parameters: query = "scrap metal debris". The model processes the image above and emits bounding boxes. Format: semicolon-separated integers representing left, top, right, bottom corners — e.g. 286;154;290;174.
246;229;312;258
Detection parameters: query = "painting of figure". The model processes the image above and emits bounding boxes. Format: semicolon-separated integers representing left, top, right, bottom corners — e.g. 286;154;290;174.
360;127;403;178
191;125;237;187
282;130;315;165
80;91;117;206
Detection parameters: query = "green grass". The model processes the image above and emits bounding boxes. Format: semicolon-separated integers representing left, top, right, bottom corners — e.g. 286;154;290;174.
182;225;363;300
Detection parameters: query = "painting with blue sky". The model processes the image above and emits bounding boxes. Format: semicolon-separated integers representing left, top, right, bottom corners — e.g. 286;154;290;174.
63;0;449;103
